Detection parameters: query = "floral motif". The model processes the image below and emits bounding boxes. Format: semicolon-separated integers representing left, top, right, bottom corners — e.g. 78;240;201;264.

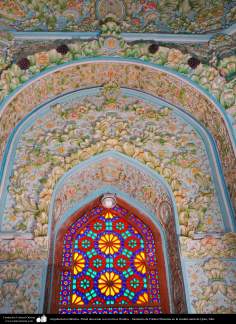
186;259;236;314
113;219;128;233
99;234;121;255
76;275;93;293
89;255;106;272
0;59;235;219
98;272;122;296
114;255;130;271
134;252;146;274
0;39;234;315
1;92;225;237
0;0;234;34
137;292;148;305
58;209;162;313
180;233;236;258
73;253;86;274
125;237;141;252
72;294;84;306
78;237;93;252
91;220;106;233
127;274;144;293
0;262;43;314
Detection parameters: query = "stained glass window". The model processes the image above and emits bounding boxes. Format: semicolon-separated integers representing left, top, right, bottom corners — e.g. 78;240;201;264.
54;204;168;314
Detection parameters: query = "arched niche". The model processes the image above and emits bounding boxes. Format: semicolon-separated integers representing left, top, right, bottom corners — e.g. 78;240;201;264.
0;73;234;313
46;194;185;314
43;152;187;314
0;58;235;212
0;87;234;237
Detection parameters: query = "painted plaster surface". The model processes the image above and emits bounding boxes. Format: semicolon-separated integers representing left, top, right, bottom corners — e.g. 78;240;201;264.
180;233;236;258
53;156;170;226
0;261;45;314
1;90;225;236
1;39;236;111
0;18;235;314
0;88;235;314
0;60;235;213
0;0;235;33
185;259;236;314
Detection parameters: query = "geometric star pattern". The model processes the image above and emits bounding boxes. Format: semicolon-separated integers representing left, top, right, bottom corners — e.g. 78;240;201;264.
59;205;162;314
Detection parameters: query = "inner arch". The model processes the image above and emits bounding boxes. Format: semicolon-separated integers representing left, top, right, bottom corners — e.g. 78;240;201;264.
49;197;172;314
0;87;234;235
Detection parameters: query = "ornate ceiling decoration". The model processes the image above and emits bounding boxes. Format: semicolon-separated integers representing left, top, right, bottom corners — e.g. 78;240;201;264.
0;0;235;34
0;2;235;315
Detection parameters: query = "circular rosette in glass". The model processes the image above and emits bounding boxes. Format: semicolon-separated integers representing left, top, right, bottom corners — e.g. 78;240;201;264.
98;272;122;297
98;233;121;255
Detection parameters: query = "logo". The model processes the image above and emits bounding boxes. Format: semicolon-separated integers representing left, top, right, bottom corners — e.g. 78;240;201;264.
36;315;47;323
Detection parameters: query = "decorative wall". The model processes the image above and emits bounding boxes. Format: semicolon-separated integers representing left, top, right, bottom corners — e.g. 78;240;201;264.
0;60;235;212
0;261;46;314
0;14;235;314
185;259;236;313
0;0;235;33
0;84;235;313
0;90;229;234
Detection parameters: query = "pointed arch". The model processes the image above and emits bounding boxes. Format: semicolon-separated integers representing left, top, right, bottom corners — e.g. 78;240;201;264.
49;197;171;314
0;59;235;314
0;58;235;213
0;87;235;232
44;152;187;313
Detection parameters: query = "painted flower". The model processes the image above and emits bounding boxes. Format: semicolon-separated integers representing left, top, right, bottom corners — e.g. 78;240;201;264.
0;1;25;17
65;186;77;198
67;0;82;10
136;292;149;304
78;105;88;113
0;263;25;281
98;272;122;296
202;236;218;249
136;107;146;115
68;111;78;120
46;122;56;128
35;52;49;66
106;37;117;49
143;2;157;10
98;234;120;254
9;238;30;250
104;102;117;110
134;252;147;274
73;253;85;275
132;18;141;25
57;146;65;154
167;49;184;65
72;293;84;305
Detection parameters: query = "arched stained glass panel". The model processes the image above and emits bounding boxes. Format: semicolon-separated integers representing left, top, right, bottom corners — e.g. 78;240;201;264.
55;204;168;314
